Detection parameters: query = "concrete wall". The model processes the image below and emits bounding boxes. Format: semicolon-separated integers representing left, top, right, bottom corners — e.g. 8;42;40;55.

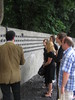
0;26;50;83
0;26;51;98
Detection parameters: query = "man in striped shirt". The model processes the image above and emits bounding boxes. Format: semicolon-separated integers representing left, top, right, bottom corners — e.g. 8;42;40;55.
58;37;75;100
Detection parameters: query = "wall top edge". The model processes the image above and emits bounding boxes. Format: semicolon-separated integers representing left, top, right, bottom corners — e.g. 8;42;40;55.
0;26;51;37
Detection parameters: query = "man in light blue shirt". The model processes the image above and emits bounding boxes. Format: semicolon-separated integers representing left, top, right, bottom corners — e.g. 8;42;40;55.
58;37;75;100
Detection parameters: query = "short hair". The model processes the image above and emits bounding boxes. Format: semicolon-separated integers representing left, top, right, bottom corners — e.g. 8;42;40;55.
57;32;67;42
6;30;15;41
64;37;74;47
43;39;48;44
50;35;55;43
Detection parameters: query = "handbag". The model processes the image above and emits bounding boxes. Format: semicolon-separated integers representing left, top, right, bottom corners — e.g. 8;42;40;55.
38;65;45;76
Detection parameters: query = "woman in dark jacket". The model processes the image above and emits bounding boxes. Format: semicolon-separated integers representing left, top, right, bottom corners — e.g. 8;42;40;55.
48;32;67;99
43;41;56;97
49;35;58;80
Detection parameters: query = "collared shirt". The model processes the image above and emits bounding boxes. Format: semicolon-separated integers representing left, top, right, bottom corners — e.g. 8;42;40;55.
58;47;75;91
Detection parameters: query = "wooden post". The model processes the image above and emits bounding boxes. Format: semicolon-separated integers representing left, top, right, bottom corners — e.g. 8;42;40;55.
0;0;4;25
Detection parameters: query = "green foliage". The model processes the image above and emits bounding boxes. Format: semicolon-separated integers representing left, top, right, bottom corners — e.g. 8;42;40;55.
2;0;75;37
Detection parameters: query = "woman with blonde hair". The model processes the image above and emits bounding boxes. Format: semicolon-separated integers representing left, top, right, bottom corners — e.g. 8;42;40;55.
47;41;56;53
43;41;56;97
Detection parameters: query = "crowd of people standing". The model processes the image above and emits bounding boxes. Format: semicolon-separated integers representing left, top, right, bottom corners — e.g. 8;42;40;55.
0;30;75;100
42;32;75;100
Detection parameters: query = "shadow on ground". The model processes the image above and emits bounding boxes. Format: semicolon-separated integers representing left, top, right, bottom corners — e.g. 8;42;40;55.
21;75;57;100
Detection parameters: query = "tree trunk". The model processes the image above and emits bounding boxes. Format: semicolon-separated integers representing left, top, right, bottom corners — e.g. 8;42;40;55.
0;0;4;25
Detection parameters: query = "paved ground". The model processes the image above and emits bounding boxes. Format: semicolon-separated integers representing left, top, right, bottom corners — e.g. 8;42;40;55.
1;74;75;100
20;75;57;100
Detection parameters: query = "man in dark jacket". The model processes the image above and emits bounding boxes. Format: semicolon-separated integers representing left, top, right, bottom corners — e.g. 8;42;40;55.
48;32;67;100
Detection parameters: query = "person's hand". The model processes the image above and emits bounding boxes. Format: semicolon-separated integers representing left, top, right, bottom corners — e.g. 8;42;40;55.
61;86;65;94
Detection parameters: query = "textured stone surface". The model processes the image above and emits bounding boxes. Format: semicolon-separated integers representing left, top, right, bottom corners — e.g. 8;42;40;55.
21;75;57;100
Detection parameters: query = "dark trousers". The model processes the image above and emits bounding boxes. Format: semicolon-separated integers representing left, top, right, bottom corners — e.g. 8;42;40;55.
56;67;59;100
0;82;20;100
73;91;75;96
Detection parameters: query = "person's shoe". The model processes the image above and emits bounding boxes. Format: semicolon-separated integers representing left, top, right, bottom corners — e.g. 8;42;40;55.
52;80;56;83
51;89;53;93
42;84;46;88
45;92;51;98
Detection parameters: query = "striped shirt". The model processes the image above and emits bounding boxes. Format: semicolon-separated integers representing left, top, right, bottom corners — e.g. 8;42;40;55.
58;47;75;91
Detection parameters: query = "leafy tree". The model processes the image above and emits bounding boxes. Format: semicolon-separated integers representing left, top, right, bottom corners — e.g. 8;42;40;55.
2;0;75;37
0;0;4;25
